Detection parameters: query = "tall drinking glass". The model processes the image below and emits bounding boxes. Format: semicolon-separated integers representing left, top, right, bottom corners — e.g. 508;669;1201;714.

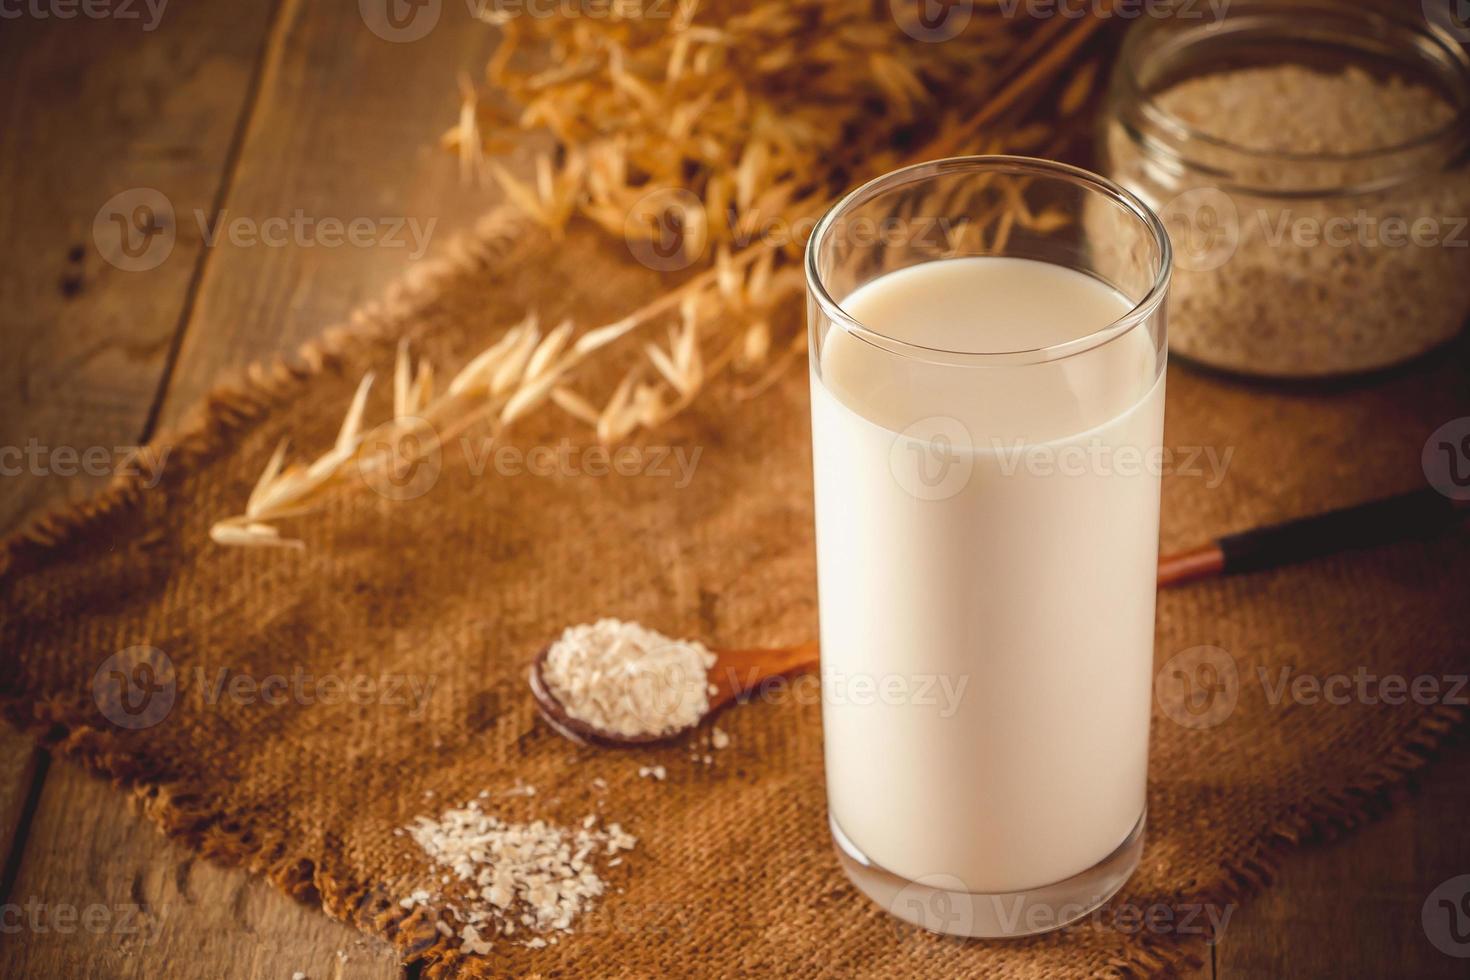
804;156;1171;938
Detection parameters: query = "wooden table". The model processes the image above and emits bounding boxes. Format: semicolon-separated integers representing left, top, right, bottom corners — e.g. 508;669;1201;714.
1;2;1466;976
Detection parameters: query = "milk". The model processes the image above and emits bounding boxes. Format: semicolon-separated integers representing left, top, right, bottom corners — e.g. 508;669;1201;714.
810;256;1164;895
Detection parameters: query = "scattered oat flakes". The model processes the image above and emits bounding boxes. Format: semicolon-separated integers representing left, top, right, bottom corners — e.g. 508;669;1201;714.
402;795;637;956
460;924;493;956
399;888;432;910
638;765;667;781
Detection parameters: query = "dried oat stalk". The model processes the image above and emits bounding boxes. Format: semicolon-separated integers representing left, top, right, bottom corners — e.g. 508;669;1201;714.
448;0;1095;256
213;7;1110;547
208;254;797;548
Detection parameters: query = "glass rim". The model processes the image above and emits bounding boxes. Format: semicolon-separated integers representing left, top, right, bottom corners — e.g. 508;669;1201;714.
1115;0;1470;174
804;155;1172;368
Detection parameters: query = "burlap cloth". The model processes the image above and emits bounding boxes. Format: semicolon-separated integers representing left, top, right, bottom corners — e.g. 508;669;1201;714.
2;206;1466;978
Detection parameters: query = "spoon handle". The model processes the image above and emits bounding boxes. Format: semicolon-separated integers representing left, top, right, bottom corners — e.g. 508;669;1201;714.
709;640;820;706
1157;487;1466;588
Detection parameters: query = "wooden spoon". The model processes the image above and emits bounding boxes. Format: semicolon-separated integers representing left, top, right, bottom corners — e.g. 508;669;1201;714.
1156;487;1466;588
529;639;820;747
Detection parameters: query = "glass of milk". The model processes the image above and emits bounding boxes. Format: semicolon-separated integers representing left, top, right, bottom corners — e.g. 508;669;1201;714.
805;156;1171;938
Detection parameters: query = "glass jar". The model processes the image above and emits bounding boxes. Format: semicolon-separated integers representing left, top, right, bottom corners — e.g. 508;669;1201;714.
1101;0;1470;378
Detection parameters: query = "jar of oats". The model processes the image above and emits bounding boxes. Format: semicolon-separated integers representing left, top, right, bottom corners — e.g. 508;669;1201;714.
1101;0;1470;378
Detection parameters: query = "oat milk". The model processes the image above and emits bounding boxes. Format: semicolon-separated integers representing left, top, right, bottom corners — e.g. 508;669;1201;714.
810;256;1164;894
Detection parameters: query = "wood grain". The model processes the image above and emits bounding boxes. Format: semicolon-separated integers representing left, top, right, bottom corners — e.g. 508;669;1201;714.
0;766;399;979
0;0;269;532
3;0;504;976
0;0;280;957
156;0;508;420
0;746;41;891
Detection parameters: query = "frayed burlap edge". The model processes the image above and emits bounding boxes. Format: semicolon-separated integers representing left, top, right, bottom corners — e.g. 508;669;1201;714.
1;207;1465;978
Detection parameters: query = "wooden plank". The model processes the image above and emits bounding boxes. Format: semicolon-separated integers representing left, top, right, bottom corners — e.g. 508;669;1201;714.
1161;938;1214;980
0;0;277;952
0;745;41;891
0;0;267;533
158;0;508;417
1215;742;1470;978
0;767;399;980
4;0;504;976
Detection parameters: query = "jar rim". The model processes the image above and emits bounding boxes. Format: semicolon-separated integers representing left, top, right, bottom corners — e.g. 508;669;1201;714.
1113;0;1470;188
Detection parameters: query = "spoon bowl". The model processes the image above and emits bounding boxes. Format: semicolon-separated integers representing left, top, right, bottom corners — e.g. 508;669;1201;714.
530;639;819;747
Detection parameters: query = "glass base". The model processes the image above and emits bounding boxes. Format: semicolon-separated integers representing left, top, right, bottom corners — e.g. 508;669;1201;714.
830;808;1146;939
